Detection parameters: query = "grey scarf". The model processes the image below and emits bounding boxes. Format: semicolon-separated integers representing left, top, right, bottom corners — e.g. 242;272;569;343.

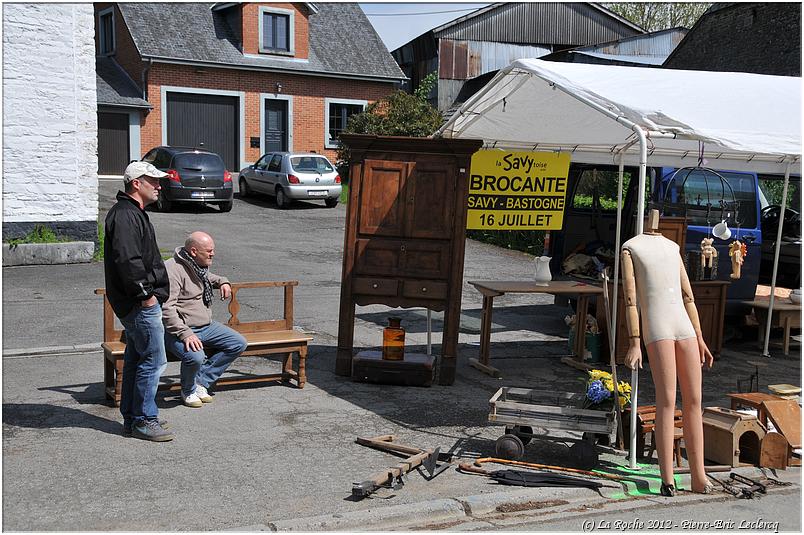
179;248;213;307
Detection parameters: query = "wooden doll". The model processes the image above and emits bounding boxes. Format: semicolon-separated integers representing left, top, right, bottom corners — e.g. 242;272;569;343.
728;241;747;280
622;210;714;497
700;237;718;270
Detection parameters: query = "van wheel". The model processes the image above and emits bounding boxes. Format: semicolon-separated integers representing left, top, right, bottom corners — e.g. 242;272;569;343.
156;194;172;212
239;177;251;198
276;187;291;209
325;198;339;208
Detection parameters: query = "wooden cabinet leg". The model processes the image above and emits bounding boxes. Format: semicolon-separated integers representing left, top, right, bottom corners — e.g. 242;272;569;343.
336;302;355;377
298;346;307;388
114;358;124;408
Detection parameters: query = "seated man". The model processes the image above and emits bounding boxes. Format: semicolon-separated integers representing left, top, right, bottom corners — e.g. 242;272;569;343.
163;231;247;407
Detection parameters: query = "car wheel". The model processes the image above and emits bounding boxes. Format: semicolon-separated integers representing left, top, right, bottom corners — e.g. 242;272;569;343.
239;177;251;198
219;200;233;213
276;187;291;209
156;194;172;212
325;198;339;208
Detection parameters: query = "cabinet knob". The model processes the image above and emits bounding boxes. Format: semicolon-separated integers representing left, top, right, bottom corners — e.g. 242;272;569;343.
421;287;427;293
400;244;406;252
372;283;378;289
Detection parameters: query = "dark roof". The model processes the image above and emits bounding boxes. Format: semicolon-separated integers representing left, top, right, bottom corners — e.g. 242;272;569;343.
117;3;405;81
96;56;151;108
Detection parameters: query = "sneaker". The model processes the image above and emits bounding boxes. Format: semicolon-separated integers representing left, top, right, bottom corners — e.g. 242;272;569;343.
195;384;214;403
182;391;204;408
132;419;174;442
123;419;169;437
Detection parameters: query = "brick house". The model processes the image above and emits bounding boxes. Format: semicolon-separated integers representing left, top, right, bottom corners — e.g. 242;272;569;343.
94;2;405;175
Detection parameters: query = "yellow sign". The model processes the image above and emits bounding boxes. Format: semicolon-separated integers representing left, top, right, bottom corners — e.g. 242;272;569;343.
467;150;571;230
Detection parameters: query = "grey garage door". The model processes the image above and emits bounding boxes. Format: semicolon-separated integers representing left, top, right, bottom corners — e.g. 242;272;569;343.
98;112;130;175
166;92;239;171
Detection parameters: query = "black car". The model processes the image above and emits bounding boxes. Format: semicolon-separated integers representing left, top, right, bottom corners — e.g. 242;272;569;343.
141;146;234;212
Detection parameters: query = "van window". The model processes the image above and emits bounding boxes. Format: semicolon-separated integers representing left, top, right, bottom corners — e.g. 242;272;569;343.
659;169;757;228
571;168;632;211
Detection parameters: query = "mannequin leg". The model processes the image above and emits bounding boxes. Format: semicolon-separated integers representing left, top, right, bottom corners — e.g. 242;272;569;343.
675;336;708;492
645;339;677;486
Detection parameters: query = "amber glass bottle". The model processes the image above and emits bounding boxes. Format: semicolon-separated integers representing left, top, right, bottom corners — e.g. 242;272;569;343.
382;317;405;361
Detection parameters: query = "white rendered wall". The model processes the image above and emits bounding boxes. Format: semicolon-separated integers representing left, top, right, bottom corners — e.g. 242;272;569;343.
3;4;98;224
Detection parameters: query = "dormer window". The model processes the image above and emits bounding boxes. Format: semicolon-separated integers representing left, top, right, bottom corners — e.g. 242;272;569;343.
98;7;115;55
259;6;294;55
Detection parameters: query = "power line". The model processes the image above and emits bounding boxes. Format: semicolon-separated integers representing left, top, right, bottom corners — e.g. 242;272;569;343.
364;7;482;17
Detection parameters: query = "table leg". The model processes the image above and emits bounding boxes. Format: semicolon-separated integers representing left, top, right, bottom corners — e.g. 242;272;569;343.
575;295;589;361
479;295;494;366
783;314;791;356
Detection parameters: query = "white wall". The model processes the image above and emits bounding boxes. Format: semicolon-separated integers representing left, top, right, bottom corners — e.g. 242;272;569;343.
3;4;98;224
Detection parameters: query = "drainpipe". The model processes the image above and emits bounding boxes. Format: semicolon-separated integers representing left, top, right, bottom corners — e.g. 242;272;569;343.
141;58;152;102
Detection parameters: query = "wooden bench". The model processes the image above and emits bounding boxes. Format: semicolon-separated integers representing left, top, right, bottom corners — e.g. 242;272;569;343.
95;281;313;407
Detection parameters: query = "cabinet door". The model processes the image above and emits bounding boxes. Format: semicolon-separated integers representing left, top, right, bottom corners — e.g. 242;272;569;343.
405;158;456;239
358;159;411;237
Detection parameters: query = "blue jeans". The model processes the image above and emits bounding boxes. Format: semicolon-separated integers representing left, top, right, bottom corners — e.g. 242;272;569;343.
164;321;246;397
119;303;168;425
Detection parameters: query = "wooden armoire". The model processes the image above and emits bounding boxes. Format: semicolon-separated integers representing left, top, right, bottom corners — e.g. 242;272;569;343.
336;134;483;385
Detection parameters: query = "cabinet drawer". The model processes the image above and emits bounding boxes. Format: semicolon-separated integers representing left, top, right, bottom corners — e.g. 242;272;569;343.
402;280;447;300
693;285;724;299
354;277;399;296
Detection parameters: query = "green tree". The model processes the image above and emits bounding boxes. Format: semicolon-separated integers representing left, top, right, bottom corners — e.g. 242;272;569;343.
603;3;711;31
336;72;442;177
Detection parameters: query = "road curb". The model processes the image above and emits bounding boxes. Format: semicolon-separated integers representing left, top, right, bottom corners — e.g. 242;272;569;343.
3;343;99;357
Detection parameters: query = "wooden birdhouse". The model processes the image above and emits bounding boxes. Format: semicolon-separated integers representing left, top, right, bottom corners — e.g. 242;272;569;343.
703;407;766;466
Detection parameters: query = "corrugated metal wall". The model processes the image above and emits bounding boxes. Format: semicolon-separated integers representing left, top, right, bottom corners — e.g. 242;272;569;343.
591;29;687;56
439;39;552;80
434;3;641;46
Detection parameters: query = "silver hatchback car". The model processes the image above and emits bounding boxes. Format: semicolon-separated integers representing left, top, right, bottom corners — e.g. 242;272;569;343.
238;152;342;208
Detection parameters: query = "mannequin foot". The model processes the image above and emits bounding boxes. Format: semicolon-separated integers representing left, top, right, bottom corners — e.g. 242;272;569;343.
692;482;715;494
660;483;676;497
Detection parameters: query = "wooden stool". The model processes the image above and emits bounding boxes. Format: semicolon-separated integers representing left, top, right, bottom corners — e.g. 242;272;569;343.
648;427;684;467
623;405;683;459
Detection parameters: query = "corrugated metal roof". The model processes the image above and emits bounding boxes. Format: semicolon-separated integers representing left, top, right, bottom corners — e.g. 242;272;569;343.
432;3;643;46
584;27;688;56
572;50;666;65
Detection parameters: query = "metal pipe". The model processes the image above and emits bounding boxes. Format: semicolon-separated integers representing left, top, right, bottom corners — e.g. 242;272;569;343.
762;161;793;357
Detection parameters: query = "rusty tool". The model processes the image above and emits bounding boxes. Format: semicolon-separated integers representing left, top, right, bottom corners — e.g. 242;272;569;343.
474;457;625;481
352;435;452;498
729;472;767;498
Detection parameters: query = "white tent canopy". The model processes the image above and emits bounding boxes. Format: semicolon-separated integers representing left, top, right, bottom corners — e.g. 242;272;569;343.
438;58;801;469
439;59;801;174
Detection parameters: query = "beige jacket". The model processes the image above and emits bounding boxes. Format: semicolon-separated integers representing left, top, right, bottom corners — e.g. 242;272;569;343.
162;247;230;340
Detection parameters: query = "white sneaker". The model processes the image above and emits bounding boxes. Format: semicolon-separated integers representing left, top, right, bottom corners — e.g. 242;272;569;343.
182;392;203;408
195;384;213;403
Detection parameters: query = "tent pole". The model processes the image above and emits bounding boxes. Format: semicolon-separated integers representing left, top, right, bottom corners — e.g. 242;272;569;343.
762;160;792;358
627;126;649;470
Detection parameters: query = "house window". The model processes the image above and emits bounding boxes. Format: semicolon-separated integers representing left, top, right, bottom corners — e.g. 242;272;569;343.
325;99;367;148
259;7;294;55
98;7;115;55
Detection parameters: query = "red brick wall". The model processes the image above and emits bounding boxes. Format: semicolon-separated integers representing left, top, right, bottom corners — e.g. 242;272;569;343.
142;62;395;165
242;3;310;59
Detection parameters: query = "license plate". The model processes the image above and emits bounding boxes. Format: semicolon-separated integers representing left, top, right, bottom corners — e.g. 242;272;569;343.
308;190;328;197
191;191;215;198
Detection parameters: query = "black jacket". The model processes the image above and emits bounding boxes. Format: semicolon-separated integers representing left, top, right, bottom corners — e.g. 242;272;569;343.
103;192;170;318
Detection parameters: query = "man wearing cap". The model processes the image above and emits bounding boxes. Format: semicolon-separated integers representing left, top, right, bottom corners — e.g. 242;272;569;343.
162;231;247;407
103;161;174;442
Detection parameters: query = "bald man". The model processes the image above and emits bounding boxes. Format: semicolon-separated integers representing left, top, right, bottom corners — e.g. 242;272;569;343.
162;232;247;407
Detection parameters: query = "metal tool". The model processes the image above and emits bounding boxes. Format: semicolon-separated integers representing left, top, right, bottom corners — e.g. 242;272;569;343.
352;435;453;498
729;472;767;498
707;474;742;497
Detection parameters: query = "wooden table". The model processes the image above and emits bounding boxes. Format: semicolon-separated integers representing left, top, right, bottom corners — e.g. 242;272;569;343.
743;299;801;355
727;392;785;428
468;280;603;376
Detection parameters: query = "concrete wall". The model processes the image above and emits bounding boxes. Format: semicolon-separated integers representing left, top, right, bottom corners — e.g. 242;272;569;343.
3;4;99;242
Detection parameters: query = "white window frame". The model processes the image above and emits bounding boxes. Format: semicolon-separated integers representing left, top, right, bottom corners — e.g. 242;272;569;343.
258;6;295;56
260;93;294;155
324;98;367;149
97;7;116;56
160;86;246;171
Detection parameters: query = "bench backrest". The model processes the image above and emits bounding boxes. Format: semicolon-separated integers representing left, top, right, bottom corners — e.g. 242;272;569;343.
95;281;299;343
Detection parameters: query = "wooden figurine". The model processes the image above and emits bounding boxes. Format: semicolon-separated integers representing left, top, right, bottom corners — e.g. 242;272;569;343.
622;209;714;496
700;237;718;270
728;241;747;280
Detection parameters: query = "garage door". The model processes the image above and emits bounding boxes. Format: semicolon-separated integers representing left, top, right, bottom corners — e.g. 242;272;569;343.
98;112;130;175
166;92;239;171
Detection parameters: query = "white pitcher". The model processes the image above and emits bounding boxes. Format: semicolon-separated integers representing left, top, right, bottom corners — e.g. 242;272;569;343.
533;256;552;286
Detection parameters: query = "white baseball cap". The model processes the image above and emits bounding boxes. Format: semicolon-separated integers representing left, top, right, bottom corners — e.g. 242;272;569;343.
123;161;168;183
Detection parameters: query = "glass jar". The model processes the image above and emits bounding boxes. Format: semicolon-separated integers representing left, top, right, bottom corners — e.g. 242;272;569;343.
382;316;405;361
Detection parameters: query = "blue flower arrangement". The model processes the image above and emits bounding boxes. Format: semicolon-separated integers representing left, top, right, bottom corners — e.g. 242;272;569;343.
586;379;612;404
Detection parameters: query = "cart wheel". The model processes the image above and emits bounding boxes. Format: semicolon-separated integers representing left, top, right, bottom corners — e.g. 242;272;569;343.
569;440;598;470
505;425;534;445
495;434;525;460
582;432;611;447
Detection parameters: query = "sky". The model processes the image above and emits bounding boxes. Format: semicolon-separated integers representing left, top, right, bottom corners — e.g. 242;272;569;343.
359;3;490;52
